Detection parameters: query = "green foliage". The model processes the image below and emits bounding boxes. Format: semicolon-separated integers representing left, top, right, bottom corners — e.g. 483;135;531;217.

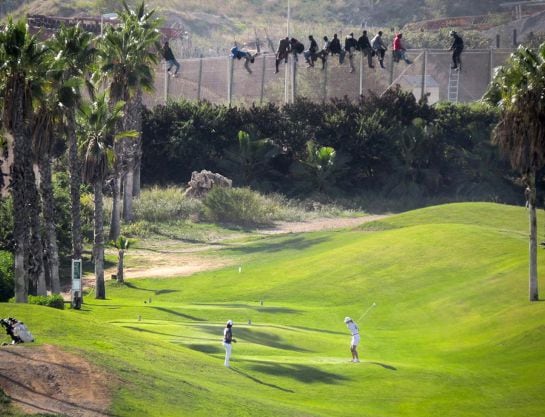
143;91;519;207
27;294;65;310
0;197;13;251
203;187;279;226
0;251;14;302
132;186;204;222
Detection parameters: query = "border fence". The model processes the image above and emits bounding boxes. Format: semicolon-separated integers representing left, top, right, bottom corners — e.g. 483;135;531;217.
146;48;514;108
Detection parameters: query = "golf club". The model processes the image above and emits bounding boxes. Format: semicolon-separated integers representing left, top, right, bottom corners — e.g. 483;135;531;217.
357;302;377;322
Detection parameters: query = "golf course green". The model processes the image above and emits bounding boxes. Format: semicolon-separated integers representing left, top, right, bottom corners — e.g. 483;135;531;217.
1;202;544;416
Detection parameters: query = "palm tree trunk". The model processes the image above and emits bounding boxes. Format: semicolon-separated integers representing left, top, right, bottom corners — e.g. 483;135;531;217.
117;249;124;283
109;172;121;241
123;167;134;222
28;161;46;296
133;151;141;197
39;152;61;294
123;91;142;222
94;180;106;299
528;174;539;301
67;110;83;260
9;126;28;302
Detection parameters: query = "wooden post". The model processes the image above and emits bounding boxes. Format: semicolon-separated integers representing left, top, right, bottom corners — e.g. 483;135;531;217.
197;55;203;101
260;54;266;104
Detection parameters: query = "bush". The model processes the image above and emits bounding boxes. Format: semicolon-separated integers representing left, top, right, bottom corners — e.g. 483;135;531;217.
133;186;204;222
0;251;14;302
28;294;65;310
203;187;279;226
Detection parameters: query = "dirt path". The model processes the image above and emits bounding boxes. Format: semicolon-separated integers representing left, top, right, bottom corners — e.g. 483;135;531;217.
0;344;113;416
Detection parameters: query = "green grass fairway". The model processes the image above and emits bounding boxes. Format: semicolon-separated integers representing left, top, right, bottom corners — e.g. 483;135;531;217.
2;202;545;416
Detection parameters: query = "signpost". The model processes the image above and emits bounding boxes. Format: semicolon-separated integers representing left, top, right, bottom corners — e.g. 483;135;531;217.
71;259;82;309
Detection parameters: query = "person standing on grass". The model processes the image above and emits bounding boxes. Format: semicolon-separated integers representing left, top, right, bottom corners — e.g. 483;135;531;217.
344;317;360;362
223;320;237;367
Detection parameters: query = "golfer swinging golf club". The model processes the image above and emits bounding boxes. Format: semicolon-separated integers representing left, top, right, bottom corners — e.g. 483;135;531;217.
344;316;360;362
223;320;237;367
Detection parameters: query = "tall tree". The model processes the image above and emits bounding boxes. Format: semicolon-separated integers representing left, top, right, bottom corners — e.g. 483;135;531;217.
78;93;135;299
0;19;48;301
47;24;97;262
97;1;160;235
484;43;545;302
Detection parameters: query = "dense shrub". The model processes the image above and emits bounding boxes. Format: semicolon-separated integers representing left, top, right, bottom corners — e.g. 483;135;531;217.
141;90;522;208
27;294;65;310
0;197;13;251
203;187;280;226
0;251;14;302
133;186;204;222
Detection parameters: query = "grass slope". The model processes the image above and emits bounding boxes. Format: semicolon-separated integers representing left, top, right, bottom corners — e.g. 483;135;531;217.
1;202;544;416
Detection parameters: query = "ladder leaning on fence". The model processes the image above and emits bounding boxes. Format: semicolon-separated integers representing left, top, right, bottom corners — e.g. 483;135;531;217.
447;66;460;103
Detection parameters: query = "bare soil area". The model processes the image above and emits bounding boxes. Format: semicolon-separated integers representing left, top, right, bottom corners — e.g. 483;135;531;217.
0;344;113;416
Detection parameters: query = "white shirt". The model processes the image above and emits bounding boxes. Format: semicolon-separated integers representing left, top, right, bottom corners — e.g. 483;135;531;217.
346;321;359;335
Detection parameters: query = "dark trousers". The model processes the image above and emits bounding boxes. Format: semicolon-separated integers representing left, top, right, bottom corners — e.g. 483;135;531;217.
452;49;462;68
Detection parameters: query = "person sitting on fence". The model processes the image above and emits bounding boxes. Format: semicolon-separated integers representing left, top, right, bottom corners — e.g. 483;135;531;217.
393;33;411;64
315;36;331;70
357;30;375;68
345;33;358;73
230;44;256;74
371;31;387;69
162;41;180;77
290;37;305;61
275;36;291;73
304;35;319;67
449;30;464;71
329;33;345;64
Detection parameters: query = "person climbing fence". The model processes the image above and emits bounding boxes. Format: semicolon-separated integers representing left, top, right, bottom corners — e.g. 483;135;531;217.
449;30;464;71
392;33;411;64
230;44;256;74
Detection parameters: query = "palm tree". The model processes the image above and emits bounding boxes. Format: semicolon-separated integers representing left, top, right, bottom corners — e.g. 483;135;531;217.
47;24;97;263
484;43;545;302
97;1;160;234
78;93;136;299
110;236;130;284
0;19;49;301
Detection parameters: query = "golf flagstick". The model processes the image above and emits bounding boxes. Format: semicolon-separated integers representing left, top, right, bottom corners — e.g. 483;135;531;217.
357;302;376;322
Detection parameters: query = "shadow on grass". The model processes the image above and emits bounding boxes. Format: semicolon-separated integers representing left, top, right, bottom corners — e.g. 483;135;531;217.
224;236;330;254
366;361;397;371
123;326;181;338
151;306;206;321
230;368;294;393
123;282;180;296
192;303;300;314
247;361;349;384
196;325;310;352
186;343;223;354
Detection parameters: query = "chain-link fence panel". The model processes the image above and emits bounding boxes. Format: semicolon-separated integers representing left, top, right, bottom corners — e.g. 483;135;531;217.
145;49;515;107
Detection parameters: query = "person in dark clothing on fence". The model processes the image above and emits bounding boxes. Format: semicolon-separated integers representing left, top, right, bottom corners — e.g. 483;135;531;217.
371;31;387;68
275;36;291;73
162;41;180;77
449;30;464;70
357;30;375;68
290;37;305;61
304;35;319;67
344;33;358;72
329;33;345;64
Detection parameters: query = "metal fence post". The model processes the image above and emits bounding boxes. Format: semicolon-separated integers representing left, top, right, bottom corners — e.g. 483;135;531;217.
164;64;169;104
284;55;289;104
291;55;297;103
322;59;328;103
197;55;203;101
227;57;234;106
389;51;395;86
488;48;494;84
260;54;266;105
420;49;427;101
496;34;500;49
359;51;364;97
